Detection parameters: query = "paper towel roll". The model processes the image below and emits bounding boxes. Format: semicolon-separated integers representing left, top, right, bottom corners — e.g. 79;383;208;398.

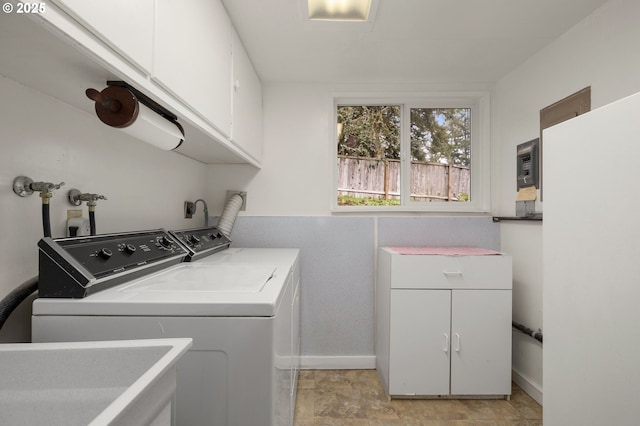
86;86;184;150
122;103;183;150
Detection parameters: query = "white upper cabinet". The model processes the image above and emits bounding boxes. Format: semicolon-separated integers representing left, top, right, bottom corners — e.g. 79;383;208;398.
153;0;233;138
231;29;263;162
14;0;261;165
51;0;155;73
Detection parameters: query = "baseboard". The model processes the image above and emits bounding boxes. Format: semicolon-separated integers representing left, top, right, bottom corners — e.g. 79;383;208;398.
512;368;543;406
300;355;376;370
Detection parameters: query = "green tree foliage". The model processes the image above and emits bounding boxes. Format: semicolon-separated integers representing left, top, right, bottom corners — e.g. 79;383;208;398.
411;108;471;166
337;106;400;159
337;106;471;166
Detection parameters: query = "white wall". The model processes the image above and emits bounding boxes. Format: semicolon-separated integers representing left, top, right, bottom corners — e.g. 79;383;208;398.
206;82;499;365
207;84;333;215
491;0;640;403
207;82;492;215
0;76;209;342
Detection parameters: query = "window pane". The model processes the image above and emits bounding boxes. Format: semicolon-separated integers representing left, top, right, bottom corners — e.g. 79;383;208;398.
337;105;401;206
410;108;471;202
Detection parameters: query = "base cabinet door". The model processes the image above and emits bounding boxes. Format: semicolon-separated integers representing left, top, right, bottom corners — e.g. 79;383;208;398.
389;289;451;395
450;290;513;395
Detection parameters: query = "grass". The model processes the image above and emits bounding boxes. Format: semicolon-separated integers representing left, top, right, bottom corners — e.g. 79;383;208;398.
337;193;470;205
338;195;401;206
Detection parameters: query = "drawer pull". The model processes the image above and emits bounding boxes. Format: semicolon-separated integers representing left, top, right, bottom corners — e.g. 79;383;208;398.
443;271;463;277
443;333;449;353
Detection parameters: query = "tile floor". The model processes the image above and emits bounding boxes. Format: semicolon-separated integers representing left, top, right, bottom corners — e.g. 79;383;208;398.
294;370;542;426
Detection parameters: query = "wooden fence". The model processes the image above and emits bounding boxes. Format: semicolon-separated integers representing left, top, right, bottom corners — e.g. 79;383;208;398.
337;155;470;202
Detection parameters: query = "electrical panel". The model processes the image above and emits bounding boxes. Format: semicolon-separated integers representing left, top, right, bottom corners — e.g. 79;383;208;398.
516;139;539;190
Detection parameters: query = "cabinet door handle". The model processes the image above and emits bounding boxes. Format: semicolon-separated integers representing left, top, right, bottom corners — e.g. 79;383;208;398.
443;333;449;353
455;333;461;352
443;271;463;277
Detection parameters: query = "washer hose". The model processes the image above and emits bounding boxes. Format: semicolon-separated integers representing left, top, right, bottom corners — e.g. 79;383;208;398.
2;189;51;331
0;276;38;331
89;207;96;236
42;202;51;238
217;193;244;238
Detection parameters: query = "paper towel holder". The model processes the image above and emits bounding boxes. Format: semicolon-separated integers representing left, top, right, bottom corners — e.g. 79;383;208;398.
86;81;184;150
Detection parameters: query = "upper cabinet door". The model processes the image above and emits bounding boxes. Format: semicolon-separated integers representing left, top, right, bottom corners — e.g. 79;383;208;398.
231;29;263;162
51;0;154;73
153;0;233;138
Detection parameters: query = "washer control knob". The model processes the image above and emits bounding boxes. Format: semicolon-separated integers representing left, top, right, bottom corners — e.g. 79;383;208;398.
124;244;137;254
209;233;217;240
98;248;113;259
159;236;172;248
188;234;201;244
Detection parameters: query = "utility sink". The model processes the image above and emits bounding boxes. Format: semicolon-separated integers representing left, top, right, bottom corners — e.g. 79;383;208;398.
0;338;192;426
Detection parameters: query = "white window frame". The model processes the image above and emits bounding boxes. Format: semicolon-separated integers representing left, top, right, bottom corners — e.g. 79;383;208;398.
332;91;490;213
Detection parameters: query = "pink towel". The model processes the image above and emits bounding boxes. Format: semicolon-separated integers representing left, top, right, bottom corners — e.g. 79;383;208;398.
388;246;501;256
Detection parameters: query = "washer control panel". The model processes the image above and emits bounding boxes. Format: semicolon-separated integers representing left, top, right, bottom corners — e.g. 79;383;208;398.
38;229;188;298
170;226;231;261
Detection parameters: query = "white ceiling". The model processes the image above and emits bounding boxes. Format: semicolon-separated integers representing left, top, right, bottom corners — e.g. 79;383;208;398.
222;0;609;84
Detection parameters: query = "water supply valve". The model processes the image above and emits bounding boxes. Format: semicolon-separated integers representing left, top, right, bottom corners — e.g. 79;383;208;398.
13;176;65;198
12;175;65;238
68;189;107;206
67;189;107;236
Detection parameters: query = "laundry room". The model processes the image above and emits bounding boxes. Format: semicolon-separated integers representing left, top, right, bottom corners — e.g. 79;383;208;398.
2;0;640;425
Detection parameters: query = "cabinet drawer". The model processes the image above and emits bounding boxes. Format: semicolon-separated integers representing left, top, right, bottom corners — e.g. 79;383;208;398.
390;254;512;290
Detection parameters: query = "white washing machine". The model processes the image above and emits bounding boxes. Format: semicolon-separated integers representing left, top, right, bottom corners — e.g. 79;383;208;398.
32;227;301;426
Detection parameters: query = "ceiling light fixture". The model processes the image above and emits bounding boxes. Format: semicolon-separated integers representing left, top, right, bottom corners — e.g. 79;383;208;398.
307;0;373;21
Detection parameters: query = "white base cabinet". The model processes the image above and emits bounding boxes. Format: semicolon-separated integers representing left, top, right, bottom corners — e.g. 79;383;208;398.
377;247;512;398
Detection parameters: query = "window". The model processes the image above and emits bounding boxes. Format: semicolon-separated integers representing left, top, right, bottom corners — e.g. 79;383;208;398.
334;93;489;212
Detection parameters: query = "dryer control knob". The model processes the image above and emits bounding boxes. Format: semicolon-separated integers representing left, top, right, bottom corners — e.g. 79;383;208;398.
124;244;137;254
98;248;113;259
188;234;201;244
